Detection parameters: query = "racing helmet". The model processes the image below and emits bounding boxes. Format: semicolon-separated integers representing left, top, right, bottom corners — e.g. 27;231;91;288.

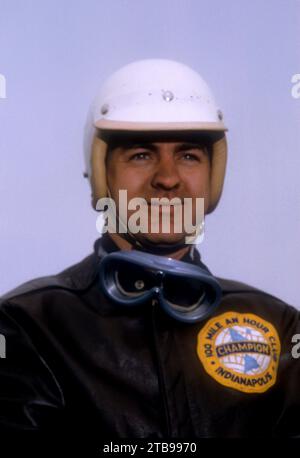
83;58;228;214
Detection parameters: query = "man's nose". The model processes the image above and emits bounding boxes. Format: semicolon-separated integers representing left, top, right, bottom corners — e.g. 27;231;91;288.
151;157;181;190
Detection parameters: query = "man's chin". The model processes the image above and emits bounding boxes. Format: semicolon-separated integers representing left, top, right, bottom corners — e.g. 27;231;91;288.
133;232;187;247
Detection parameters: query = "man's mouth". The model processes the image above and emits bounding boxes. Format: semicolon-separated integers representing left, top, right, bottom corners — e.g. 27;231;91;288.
147;199;183;207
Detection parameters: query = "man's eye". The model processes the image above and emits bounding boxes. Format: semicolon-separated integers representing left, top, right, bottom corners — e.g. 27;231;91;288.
182;152;199;161
130;152;150;161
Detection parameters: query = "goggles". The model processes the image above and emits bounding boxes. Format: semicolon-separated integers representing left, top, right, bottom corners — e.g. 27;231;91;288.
98;249;222;323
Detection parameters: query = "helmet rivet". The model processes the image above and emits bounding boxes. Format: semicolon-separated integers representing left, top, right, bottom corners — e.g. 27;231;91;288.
162;90;174;102
101;104;109;115
217;109;223;121
134;280;145;290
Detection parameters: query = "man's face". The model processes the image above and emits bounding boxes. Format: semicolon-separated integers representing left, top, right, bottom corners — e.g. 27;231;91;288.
105;134;211;246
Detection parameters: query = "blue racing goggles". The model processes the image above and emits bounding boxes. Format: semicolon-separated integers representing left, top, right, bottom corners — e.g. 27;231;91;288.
98;250;222;323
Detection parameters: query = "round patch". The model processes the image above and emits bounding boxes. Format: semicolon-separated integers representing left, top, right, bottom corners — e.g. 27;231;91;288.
197;312;281;393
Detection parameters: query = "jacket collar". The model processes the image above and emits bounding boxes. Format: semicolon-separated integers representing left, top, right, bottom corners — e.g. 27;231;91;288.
1;233;258;302
94;232;203;265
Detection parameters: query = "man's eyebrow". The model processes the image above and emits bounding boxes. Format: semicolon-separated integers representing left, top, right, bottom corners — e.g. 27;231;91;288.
119;142;208;153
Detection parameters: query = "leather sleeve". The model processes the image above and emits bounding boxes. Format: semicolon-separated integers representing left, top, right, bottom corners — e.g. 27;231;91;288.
0;302;65;432
274;308;300;436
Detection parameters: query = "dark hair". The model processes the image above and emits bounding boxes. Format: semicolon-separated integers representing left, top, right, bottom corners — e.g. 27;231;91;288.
103;130;220;165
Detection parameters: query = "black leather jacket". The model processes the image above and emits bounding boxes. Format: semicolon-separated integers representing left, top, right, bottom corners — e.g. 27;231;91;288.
0;234;299;438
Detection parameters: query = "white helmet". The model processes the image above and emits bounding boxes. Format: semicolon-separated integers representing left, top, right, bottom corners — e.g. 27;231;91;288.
84;58;227;213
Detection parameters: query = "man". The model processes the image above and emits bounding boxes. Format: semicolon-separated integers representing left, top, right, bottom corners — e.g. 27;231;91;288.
0;59;299;440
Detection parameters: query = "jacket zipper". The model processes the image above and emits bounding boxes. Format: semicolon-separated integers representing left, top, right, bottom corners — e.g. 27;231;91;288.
150;299;172;437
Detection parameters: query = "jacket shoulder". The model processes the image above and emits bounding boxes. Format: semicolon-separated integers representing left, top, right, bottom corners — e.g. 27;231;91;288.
217;276;298;314
0;253;100;303
218;277;268;294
